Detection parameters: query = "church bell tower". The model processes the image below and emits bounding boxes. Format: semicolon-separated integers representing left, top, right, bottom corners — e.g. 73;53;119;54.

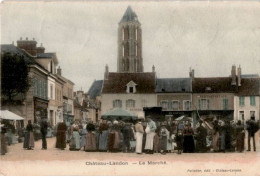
117;6;143;73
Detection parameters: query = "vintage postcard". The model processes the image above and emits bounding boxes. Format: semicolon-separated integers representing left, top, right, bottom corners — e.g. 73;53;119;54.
0;0;260;176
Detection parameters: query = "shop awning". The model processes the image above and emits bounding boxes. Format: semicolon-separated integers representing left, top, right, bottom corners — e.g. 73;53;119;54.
0;110;24;121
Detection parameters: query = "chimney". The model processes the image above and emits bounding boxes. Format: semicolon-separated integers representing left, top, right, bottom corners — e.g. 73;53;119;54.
237;65;241;86
104;64;109;80
231;65;236;85
189;68;195;79
57;66;62;76
152;65;155;73
17;37;37;56
36;43;45;54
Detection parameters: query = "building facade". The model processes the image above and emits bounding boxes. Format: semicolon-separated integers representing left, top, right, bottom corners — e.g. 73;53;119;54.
156;78;192;121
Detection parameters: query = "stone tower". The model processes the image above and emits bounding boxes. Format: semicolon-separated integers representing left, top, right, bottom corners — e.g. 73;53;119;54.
117;6;143;73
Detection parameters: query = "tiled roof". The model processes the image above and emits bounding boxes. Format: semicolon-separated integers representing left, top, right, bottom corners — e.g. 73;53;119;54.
156;78;192;93
120;6;140;24
237;78;260;96
87;80;103;99
192;77;237;93
102;72;156;93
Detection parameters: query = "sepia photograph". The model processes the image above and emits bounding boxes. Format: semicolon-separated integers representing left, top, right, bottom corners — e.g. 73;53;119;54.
0;0;260;176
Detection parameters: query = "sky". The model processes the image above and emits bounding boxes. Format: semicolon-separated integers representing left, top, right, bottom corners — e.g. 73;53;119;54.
1;0;260;92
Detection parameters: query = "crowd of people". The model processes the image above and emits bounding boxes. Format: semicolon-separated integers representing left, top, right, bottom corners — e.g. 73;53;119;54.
0;115;259;155
53;116;259;155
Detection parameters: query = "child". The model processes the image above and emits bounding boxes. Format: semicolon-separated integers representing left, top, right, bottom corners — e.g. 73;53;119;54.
176;130;183;154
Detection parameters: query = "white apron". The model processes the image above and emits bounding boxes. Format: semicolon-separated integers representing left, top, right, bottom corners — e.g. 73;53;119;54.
135;132;143;153
145;125;155;150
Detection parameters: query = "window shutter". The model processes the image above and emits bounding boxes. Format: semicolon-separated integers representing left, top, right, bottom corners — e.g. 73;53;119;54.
207;99;210;109
198;99;201;110
119;100;122;108
160;101;162;107
168;101;172;110
113;100;115;108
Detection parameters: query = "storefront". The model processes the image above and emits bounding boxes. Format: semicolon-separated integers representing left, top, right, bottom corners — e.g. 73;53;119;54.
34;97;48;123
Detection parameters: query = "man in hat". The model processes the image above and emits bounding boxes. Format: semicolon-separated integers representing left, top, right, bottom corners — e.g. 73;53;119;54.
247;116;258;151
40;118;48;150
144;116;157;154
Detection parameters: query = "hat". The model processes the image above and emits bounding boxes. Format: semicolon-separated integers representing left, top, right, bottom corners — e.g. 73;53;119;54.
113;120;119;124
161;121;167;126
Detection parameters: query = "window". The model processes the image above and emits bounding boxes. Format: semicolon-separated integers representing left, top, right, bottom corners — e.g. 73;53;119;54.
168;101;173;110
184;101;191;111
250;96;256;106
160;101;168;110
122;28;124;40
129;87;134;93
136;45;138;57
198;99;209;110
113;99;122;108
172;101;180;111
239;96;245;106
126;81;137;93
39;80;42;98
50;84;53;99
239;111;244;121
34;78;38;96
250;111;255;119
122;45;125;57
135;28;138;41
126;99;135;108
222;98;228;110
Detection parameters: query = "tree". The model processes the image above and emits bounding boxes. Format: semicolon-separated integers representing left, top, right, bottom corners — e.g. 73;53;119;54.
1;52;30;102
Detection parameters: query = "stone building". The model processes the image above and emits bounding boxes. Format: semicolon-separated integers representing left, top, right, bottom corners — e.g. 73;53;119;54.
117;6;143;73
56;67;75;126
36;50;66;126
86;80;103;123
1;44;49;126
156;78;192;121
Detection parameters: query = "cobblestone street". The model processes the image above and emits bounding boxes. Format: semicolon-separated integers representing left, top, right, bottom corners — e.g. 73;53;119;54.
1;133;260;176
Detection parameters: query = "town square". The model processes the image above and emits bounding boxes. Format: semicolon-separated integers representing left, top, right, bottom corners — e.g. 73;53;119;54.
1;0;260;176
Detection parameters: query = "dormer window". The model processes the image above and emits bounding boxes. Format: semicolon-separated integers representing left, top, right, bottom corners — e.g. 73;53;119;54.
126;80;137;93
129;87;134;93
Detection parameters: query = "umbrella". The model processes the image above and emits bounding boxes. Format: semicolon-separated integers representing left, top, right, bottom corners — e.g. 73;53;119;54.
175;115;192;121
0;110;24;121
101;108;138;121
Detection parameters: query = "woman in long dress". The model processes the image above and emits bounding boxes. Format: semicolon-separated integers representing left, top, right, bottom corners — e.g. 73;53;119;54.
159;124;169;155
98;120;109;151
80;123;87;150
212;120;220;152
1;124;7;155
135;120;144;154
69;124;80;151
183;122;195;153
85;122;96;151
56;121;67;150
23;120;34;150
236;120;245;152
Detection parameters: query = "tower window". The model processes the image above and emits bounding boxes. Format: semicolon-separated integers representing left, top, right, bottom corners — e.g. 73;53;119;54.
136;28;138;41
136;44;137;57
122;45;125;57
122;28;124;40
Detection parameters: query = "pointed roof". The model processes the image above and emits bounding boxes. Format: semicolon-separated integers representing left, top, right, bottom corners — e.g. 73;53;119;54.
120;6;140;24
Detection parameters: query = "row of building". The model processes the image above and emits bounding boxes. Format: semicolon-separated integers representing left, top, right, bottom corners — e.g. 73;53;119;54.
1;39;99;127
87;6;260;124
